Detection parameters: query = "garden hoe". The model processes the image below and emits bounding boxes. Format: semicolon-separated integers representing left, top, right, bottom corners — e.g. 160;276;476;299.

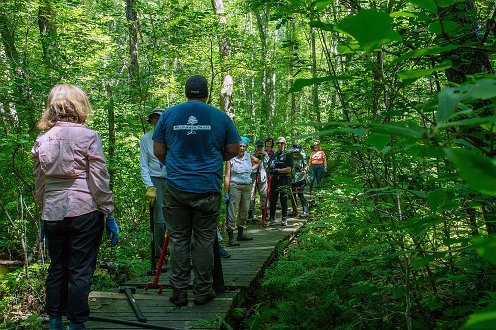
118;286;147;323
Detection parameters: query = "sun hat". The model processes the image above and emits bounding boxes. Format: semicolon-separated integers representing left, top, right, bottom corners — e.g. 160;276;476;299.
147;107;164;123
255;140;264;146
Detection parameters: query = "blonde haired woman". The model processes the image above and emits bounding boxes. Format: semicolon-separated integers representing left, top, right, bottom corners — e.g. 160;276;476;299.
33;84;118;330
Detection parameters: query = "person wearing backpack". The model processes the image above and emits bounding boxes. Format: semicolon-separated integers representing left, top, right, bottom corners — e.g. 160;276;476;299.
267;137;294;226
289;144;309;218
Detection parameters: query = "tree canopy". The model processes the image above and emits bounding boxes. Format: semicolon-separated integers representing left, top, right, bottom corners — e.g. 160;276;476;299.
1;0;496;328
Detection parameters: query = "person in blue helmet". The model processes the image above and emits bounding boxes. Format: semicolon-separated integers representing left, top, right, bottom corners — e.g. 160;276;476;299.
224;136;260;246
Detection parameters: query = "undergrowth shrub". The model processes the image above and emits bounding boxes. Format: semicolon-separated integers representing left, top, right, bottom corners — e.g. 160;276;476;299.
245;188;494;329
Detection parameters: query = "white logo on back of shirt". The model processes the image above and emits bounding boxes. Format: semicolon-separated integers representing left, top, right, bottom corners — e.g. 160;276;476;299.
173;116;211;135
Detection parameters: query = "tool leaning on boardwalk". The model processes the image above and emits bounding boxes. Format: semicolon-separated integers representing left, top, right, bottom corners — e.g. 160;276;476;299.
152;75;240;307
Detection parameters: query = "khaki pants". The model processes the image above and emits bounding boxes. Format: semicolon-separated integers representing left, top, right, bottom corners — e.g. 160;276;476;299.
227;182;251;231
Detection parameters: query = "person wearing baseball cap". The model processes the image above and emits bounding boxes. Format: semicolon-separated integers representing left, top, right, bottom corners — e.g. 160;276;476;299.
153;75;240;306
140;107;167;274
267;136;294;226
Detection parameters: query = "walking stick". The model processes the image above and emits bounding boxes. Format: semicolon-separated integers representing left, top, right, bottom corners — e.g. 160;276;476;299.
147;204;156;275
289;186;298;216
261;174;272;227
249;172;259;221
212;234;225;293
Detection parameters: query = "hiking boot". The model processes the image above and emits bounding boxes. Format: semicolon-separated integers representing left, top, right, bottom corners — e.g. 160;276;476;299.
169;288;188;307
68;321;86;330
281;218;288;226
300;204;309;218
227;229;240;246
49;315;63;330
268;218;276;225
237;227;253;241
194;290;216;305
219;246;231;258
228;239;240;246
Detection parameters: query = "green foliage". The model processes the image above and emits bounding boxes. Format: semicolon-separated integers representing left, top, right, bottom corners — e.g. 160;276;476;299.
1;0;496;328
335;9;403;52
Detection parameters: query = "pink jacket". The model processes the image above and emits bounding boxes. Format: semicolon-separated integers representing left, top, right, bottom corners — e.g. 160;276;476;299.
32;122;114;221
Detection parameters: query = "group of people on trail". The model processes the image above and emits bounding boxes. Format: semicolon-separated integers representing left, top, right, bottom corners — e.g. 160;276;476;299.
34;75;328;329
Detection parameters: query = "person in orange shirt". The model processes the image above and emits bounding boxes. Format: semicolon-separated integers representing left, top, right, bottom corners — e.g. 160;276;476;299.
308;141;327;192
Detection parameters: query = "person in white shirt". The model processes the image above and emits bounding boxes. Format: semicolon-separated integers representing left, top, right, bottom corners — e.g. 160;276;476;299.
140;107;167;273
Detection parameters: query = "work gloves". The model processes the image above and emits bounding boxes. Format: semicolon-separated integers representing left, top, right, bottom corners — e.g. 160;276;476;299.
145;186;157;205
224;193;230;203
106;212;119;247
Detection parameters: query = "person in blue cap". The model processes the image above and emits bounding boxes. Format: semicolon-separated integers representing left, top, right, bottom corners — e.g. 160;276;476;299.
224;136;260;246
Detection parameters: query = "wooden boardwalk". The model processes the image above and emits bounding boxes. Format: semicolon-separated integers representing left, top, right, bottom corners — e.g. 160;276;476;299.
84;215;308;330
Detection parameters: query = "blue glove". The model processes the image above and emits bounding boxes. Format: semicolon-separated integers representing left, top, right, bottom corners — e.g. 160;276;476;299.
105;213;119;247
40;219;45;242
224;193;230;202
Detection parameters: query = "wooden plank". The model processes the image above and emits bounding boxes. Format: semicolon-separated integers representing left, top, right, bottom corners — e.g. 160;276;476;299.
86;218;305;329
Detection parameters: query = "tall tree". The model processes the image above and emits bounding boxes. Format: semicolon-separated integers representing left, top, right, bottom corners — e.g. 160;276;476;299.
212;0;235;119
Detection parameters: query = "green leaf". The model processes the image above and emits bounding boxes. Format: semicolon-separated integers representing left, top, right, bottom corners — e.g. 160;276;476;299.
336;43;361;54
401;215;444;237
437;115;496;130
472;236;496;266
437;78;496;123
335;9;402;52
444;148;496;196
411;252;446;268
438;0;462;8
370;123;424;139
408;0;437;13
397;61;452;84
427;188;445;213
289;76;350;93
427;188;454;213
309;20;334;31
366;133;390;151
428;20;460;34
393;44;459;64
437;86;467;123
314;0;333;11
467;78;496;99
463;303;496;329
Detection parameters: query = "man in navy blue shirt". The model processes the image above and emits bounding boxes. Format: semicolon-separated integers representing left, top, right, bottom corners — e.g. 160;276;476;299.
153;75;240;306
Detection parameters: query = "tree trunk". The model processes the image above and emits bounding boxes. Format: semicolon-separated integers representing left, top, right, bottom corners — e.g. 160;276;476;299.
439;0;495;233
254;7;272;125
106;83;115;190
38;0;58;70
212;0;235;120
126;0;140;96
310;26;320;123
